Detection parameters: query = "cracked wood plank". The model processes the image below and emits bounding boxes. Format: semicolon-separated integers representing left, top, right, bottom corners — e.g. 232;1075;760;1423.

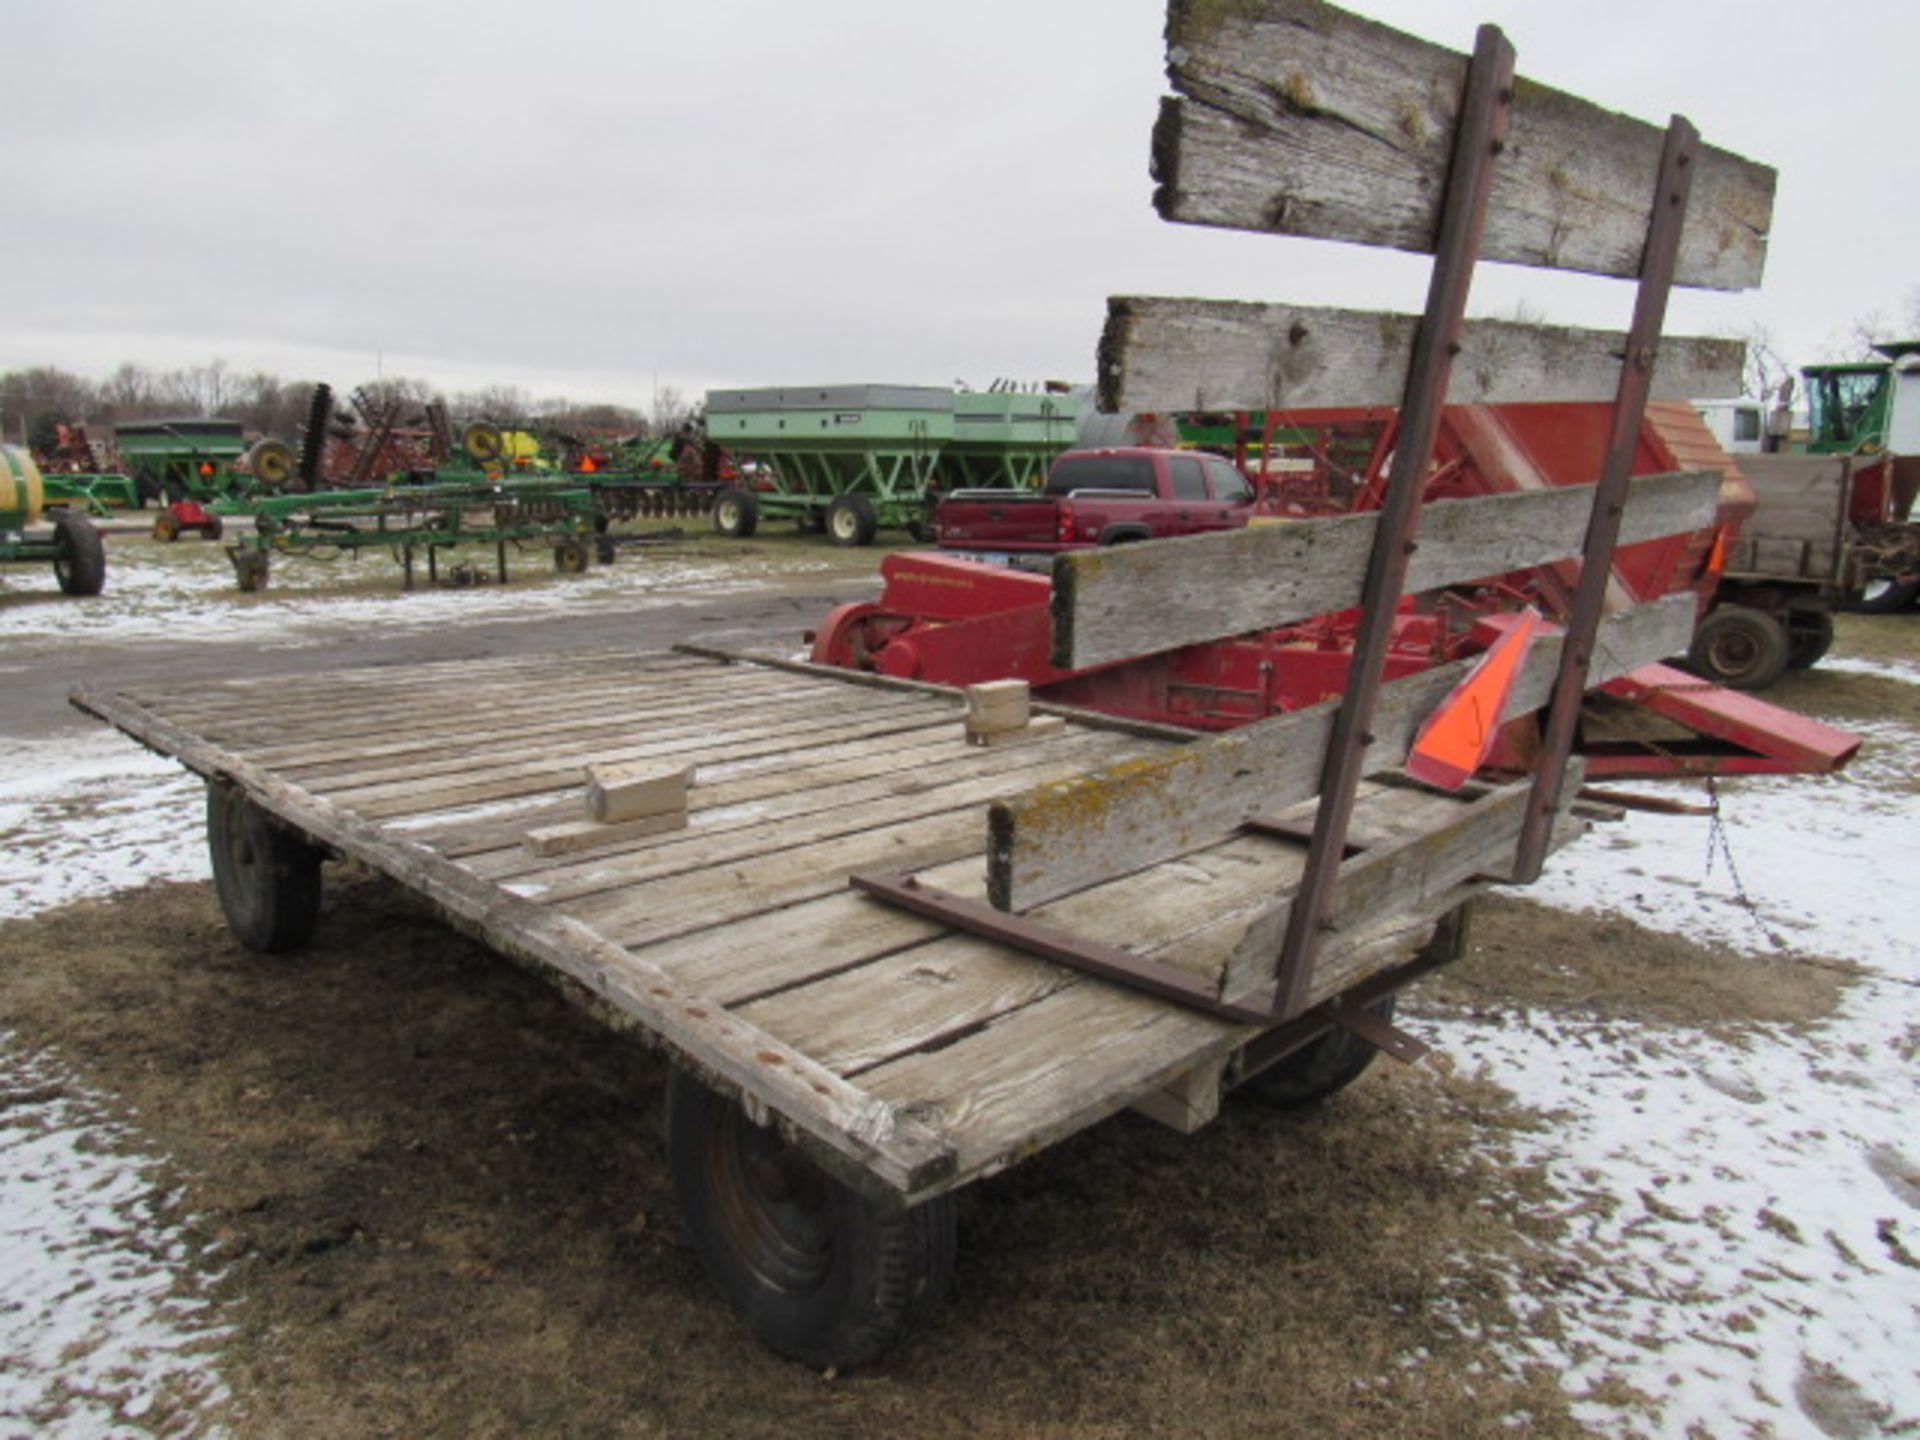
1153;0;1773;291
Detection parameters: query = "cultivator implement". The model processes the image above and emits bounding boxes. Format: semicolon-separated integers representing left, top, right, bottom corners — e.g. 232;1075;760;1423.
222;478;604;591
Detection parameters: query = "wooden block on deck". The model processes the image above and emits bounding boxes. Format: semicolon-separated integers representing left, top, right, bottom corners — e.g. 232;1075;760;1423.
964;680;1032;735
584;761;694;823
966;715;1066;749
524;810;688;858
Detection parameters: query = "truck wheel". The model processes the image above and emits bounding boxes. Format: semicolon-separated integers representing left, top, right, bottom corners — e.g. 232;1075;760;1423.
663;1068;955;1370
1786;611;1835;669
712;487;759;539
207;786;323;953
826;495;878;548
1687;605;1791;691
1238;996;1394;1109
51;510;107;596
1848;577;1920;614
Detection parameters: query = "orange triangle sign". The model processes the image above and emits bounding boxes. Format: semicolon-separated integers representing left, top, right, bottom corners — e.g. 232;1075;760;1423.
1406;607;1543;790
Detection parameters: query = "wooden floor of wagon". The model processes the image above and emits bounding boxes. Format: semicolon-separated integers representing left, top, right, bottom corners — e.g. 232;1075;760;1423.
75;648;1509;1202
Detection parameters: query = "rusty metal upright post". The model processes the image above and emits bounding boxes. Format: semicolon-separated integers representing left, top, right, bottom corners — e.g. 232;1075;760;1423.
1269;25;1515;1022
1510;117;1700;883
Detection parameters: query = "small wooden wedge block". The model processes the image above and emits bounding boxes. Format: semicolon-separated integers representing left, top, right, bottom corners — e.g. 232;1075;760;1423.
584;761;694;823
966;715;1066;749
524;810;688;858
964;680;1032;737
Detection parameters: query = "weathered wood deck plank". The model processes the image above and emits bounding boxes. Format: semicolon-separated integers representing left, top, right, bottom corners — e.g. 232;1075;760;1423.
67;678;960;1202
1098;298;1745;413
1051;469;1719;670
1152;0;1773;290
996;592;1695;910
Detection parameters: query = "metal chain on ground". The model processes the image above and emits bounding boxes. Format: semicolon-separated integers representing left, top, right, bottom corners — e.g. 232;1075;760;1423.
1701;773;1792;953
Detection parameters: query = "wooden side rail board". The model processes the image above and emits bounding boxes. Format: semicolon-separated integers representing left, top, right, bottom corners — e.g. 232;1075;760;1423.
1051;468;1719;671
1217;762;1582;1000
992;591;1693;911
67;685;960;1202
1152;0;1774;291
1097;298;1746;414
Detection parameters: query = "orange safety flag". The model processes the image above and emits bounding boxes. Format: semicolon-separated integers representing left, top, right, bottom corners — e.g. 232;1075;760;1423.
1405;606;1543;791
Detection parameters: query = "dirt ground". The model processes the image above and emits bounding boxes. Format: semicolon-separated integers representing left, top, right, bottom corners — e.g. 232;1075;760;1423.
0;868;1851;1439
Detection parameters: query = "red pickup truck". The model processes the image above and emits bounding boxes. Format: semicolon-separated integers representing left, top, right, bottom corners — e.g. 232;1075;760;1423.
933;447;1254;564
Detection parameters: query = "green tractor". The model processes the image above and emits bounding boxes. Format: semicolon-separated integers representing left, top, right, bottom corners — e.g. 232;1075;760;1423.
1799;341;1920;611
0;444;107;596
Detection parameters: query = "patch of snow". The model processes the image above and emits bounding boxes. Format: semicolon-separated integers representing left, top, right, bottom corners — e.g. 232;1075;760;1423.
1820;654;1920;686
1427;707;1920;1436
0;730;206;920
0;1037;231;1436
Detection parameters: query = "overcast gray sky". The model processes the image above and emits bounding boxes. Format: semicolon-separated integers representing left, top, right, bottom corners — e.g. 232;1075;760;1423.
5;0;1914;409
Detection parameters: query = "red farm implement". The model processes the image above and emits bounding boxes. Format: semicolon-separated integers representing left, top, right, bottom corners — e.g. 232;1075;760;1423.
811;401;1858;783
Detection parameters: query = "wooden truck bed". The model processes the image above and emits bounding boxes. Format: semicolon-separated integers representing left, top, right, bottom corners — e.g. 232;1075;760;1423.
73;647;1535;1202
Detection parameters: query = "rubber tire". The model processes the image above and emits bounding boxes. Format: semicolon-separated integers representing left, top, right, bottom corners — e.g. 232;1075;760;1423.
712;487;759;539
233;551;270;593
1848;577;1920;614
1686;604;1791;691
1786;611;1835;669
825;494;878;548
51;510;107;596
202;515;224;542
1240;996;1395;1109
153;511;181;542
553;537;589;574
206;787;323;954
663;1069;955;1370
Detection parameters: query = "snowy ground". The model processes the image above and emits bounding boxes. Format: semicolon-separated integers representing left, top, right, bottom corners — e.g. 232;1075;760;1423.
1;634;1915;1435
1449;670;1920;1437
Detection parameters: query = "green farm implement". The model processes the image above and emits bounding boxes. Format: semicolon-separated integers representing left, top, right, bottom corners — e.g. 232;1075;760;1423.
703;384;1079;545
0;444;107;597
221;477;606;592
116;418;295;541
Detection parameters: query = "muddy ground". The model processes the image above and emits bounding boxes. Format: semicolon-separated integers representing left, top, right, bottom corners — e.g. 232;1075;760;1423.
0;872;1852;1439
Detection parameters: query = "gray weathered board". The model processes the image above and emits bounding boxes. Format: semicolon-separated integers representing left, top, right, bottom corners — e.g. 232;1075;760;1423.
1097;298;1746;414
1051;468;1721;671
71;649;1554;1204
1151;0;1774;290
991;590;1696;912
1728;454;1852;582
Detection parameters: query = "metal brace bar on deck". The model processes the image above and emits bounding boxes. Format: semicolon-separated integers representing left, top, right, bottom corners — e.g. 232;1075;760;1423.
1271;24;1517;1024
1511;116;1700;882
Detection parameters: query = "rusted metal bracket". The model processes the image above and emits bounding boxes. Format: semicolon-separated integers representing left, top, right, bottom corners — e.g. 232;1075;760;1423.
848;872;1277;1026
1511;116;1700;882
1272;24;1517;1024
1328;1000;1429;1063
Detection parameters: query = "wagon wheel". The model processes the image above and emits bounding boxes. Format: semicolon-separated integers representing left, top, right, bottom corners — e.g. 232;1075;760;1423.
1685;604;1790;691
712;487;759;539
233;550;271;593
663;1068;955;1370
51;510;107;596
1238;996;1396;1109
825;494;877;548
553;536;589;574
206;785;323;953
1785;610;1834;669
